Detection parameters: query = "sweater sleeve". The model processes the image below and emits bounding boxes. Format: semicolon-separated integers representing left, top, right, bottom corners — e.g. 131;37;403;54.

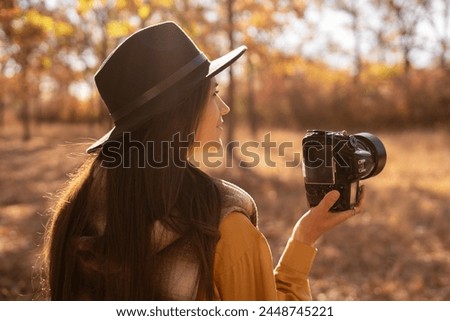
213;212;317;301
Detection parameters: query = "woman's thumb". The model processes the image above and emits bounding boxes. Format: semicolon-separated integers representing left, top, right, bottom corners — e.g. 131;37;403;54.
319;190;340;211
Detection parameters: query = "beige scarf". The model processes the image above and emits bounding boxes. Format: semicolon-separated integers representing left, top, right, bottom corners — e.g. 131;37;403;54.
75;178;258;300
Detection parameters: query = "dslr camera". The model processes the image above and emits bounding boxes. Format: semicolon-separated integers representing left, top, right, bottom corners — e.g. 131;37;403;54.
302;130;387;211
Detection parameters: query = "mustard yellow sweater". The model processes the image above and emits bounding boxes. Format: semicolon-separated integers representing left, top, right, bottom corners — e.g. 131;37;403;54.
213;212;317;300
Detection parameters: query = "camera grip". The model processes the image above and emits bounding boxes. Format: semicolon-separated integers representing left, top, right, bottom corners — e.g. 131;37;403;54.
305;181;360;212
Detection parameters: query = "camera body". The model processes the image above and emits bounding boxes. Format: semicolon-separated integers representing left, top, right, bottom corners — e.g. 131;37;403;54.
302;130;387;211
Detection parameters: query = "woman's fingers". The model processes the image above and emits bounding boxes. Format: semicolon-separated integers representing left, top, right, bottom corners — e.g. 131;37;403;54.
331;185;366;221
293;186;367;246
317;190;341;212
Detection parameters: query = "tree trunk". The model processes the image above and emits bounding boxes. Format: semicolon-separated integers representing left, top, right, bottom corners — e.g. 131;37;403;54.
21;102;31;141
246;55;258;136
21;71;31;141
225;0;236;159
352;8;362;83
0;100;5;130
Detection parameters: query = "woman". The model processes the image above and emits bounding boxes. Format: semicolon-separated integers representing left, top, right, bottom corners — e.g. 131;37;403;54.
40;21;365;300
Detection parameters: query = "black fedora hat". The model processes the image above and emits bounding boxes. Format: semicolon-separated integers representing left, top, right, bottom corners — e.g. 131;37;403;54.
86;21;247;153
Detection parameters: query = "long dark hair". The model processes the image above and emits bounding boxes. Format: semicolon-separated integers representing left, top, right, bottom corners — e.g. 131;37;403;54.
40;77;222;300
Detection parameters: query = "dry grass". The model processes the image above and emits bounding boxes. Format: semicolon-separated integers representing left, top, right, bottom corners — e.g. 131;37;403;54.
0;121;449;300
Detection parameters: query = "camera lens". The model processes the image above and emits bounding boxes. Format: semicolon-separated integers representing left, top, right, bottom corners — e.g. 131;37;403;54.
354;132;387;179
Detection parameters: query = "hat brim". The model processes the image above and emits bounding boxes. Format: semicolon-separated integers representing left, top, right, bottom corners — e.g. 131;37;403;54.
206;45;247;79
86;45;247;153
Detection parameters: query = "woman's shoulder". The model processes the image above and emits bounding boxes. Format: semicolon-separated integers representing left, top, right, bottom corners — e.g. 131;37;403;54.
215;211;268;266
219;211;260;236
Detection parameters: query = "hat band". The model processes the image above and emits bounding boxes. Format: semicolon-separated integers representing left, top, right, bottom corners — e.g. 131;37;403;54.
110;52;209;123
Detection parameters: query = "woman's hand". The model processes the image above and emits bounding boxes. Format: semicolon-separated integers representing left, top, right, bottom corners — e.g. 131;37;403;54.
292;186;366;246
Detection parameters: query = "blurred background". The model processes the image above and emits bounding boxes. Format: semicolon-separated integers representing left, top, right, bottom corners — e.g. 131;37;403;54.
0;0;449;300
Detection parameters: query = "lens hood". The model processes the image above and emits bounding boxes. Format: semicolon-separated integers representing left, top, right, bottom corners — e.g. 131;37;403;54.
354;132;387;178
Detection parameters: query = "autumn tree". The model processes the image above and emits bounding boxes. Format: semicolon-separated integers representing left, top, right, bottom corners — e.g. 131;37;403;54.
421;0;450;71
1;0;50;140
0;0;17;129
326;0;367;82
383;0;424;76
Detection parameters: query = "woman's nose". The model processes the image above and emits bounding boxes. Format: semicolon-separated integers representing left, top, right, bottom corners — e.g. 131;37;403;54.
218;96;230;115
